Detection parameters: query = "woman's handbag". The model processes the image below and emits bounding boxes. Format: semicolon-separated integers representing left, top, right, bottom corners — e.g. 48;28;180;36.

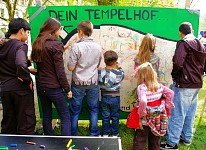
126;106;141;129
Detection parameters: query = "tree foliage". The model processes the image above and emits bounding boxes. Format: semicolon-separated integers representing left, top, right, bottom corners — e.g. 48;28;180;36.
1;0;58;22
67;0;177;7
1;0;178;22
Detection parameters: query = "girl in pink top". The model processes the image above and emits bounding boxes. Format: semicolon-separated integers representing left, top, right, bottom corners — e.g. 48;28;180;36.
132;62;174;150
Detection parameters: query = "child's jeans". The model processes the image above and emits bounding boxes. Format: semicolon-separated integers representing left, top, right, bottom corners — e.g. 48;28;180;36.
132;126;160;150
101;95;120;136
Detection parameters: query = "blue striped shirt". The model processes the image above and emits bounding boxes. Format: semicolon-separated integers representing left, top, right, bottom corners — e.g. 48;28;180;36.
98;67;124;91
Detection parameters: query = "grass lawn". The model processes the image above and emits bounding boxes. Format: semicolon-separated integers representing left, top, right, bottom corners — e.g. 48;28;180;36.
36;78;206;150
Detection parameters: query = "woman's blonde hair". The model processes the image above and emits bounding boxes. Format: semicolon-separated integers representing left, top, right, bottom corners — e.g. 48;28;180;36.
136;33;156;64
137;62;159;92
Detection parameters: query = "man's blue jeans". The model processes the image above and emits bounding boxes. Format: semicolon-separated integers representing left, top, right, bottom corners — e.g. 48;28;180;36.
70;84;100;136
37;85;71;136
166;84;200;146
101;95;120;136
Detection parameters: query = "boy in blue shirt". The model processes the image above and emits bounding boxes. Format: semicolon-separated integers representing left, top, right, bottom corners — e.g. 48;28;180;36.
98;50;124;137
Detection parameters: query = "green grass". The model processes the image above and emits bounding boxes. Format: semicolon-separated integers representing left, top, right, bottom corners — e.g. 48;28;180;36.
36;78;206;150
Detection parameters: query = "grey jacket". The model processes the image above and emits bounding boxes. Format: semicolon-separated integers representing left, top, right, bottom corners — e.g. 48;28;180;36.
68;37;102;86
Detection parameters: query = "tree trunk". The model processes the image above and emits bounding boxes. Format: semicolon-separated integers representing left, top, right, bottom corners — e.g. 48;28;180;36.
24;0;34;19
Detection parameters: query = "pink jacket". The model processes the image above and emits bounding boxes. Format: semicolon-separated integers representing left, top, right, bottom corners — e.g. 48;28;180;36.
137;83;174;118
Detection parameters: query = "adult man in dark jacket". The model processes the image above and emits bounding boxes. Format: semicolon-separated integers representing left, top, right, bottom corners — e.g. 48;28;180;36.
0;18;36;134
161;22;206;150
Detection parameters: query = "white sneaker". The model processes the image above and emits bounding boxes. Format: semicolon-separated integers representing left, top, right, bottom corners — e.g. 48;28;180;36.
112;134;119;137
160;141;179;150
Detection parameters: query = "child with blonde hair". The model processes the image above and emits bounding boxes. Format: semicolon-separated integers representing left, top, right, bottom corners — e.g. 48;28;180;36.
132;62;174;150
134;33;159;77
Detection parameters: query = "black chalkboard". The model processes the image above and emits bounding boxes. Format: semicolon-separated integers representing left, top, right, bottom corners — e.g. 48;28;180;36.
0;134;122;150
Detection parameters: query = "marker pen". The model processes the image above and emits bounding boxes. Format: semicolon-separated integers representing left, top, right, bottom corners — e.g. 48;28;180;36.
26;141;36;145
10;144;17;147
66;139;72;148
0;146;9;150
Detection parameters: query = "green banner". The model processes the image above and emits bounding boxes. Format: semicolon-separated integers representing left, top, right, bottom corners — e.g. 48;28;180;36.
28;6;200;119
29;6;199;42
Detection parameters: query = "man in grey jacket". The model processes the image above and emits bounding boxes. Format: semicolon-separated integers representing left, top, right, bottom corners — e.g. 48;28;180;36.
160;22;206;150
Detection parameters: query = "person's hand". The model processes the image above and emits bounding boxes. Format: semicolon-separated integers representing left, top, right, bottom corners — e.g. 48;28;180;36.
67;91;72;98
29;68;37;75
17;77;23;82
18;77;33;91
97;66;102;70
29;82;33;91
64;41;72;51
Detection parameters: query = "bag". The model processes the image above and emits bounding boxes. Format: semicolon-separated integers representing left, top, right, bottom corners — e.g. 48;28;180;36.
126;106;141;129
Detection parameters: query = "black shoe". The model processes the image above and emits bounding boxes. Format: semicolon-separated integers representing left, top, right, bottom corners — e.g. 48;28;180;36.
160;141;179;150
180;136;191;146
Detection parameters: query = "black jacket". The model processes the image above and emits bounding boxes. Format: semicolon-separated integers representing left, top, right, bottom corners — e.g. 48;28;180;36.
0;39;32;92
171;38;206;88
35;38;70;92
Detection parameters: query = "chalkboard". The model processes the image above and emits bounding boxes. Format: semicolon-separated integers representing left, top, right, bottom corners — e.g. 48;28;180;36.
0;134;122;150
